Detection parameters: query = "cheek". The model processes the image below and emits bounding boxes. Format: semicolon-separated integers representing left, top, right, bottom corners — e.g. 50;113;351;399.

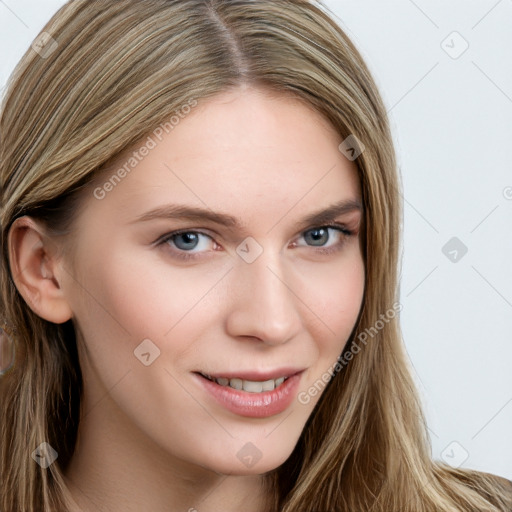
298;253;365;341
75;246;224;338
293;257;364;409
299;262;365;404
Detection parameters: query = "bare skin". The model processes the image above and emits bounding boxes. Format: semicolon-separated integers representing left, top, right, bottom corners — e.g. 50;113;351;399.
9;85;365;512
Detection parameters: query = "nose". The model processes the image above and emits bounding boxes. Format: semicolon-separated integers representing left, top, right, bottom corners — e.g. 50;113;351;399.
224;252;303;346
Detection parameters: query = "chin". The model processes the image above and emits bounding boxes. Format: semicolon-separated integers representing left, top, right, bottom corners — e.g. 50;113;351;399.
199;448;293;477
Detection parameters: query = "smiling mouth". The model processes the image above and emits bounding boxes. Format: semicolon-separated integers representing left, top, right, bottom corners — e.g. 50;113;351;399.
198;373;289;393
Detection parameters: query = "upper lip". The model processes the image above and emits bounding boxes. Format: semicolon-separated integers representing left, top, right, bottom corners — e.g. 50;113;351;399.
195;367;305;381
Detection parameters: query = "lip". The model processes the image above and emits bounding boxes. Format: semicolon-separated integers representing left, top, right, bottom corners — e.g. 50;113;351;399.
193;369;304;418
197;367;304;381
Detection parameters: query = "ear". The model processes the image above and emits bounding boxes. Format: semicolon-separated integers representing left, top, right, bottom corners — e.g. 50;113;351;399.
7;216;73;324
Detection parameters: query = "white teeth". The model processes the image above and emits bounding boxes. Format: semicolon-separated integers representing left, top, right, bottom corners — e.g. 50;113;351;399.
261;379;275;391
210;375;287;393
275;377;285;387
229;378;243;390
242;380;263;392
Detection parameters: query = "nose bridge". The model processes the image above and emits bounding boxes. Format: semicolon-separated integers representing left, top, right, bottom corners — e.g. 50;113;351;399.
225;247;302;345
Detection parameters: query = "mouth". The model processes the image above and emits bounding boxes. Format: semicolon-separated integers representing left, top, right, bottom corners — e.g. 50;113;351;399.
197;373;290;393
193;369;304;418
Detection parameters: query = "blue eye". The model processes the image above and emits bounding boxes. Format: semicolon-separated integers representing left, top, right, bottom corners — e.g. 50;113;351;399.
157;224;353;261
292;225;353;254
304;227;334;246
173;232;203;251
164;231;214;254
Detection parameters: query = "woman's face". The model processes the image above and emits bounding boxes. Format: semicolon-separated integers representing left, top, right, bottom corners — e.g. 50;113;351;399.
60;86;365;476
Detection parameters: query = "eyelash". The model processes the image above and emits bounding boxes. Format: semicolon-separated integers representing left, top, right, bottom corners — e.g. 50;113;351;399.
155;222;355;262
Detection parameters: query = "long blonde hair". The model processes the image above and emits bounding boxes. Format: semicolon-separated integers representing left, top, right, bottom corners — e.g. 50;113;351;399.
1;1;510;511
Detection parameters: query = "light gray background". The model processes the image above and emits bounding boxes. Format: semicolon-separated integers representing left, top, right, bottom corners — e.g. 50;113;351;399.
1;0;511;479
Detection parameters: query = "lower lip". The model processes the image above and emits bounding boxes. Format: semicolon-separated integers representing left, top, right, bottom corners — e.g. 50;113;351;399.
195;372;302;418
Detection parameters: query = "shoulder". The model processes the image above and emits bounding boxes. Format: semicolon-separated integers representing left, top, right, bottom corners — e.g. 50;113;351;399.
481;472;512;488
476;471;512;507
446;468;512;510
494;475;512;490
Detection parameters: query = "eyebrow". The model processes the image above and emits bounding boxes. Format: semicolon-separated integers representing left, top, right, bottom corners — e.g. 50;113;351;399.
131;198;363;231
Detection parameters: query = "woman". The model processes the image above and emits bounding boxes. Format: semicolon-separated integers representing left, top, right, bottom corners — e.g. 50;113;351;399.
1;1;511;511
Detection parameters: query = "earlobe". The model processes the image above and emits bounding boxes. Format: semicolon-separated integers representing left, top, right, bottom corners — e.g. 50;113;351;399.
7;216;73;324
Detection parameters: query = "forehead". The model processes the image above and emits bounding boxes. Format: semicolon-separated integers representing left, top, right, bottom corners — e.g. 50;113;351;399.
87;86;361;227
